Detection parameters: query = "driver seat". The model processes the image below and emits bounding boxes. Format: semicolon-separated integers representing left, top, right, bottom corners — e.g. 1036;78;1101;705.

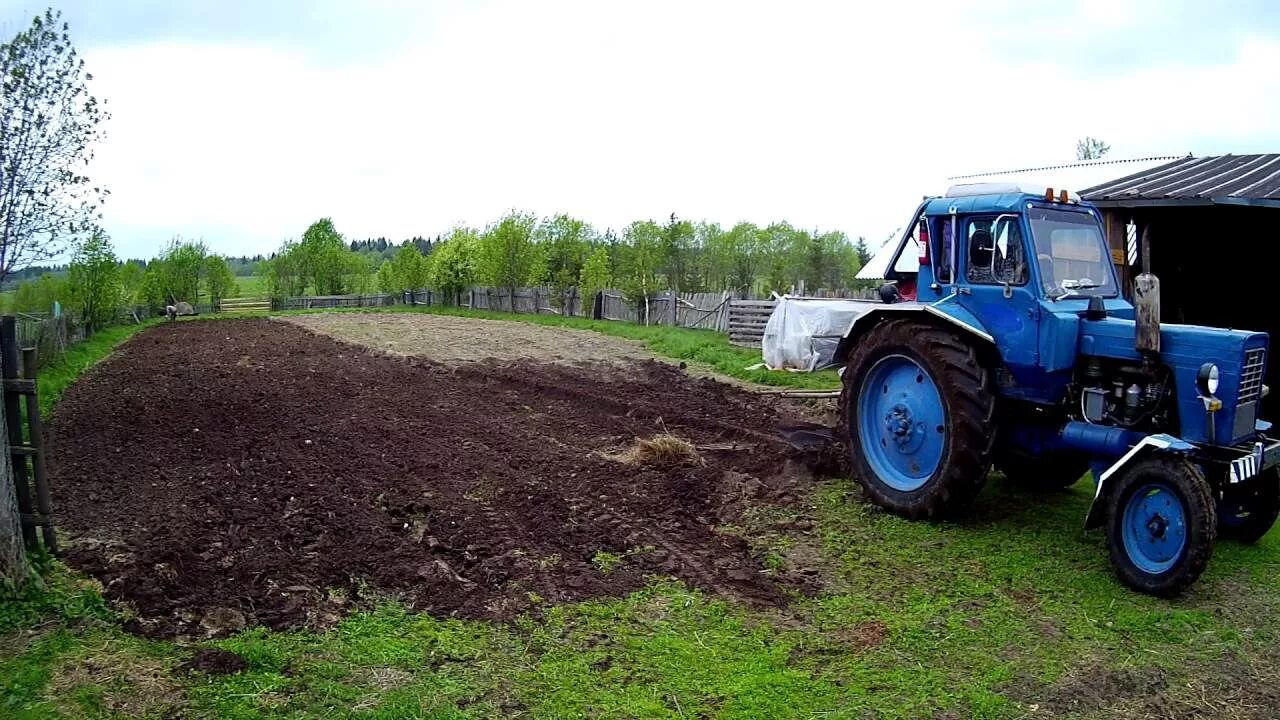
969;229;996;283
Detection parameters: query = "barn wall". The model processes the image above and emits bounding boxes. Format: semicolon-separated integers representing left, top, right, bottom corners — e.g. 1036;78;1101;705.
1102;205;1278;416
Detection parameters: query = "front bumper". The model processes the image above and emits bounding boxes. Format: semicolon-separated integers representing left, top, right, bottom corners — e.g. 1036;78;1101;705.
1227;436;1280;483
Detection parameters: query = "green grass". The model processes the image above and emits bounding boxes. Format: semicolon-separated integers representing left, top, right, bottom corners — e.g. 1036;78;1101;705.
233;275;267;297
5;309;1280;717
404;305;841;389
5;477;1278;718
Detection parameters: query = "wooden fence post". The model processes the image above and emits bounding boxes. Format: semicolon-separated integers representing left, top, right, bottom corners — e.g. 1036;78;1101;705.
0;318;34;552
0;379;28;591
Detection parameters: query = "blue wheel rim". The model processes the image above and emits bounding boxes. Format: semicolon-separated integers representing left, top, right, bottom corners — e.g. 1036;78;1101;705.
1121;483;1187;574
857;354;947;492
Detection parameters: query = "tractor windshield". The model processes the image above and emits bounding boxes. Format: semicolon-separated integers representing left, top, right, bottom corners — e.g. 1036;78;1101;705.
1028;207;1118;299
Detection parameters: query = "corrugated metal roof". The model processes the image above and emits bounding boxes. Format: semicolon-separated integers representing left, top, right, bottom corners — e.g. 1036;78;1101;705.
1082;154;1280;208
937;157;1180;203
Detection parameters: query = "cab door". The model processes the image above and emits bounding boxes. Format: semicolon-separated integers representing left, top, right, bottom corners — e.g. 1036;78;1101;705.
956;214;1041;371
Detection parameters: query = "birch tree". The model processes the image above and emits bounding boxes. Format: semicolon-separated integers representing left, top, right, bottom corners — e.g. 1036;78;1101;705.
0;9;109;283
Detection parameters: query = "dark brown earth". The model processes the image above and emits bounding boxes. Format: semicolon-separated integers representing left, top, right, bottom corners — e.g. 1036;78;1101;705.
180;648;247;675
48;319;812;637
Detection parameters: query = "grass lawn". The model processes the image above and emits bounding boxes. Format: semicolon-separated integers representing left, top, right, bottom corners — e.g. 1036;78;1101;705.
4;311;1280;719
233;275;268;297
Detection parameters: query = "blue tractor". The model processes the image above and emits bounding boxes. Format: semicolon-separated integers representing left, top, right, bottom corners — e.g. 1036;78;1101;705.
835;183;1279;596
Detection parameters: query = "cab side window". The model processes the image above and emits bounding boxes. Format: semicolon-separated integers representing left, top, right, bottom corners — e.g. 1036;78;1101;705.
935;217;954;283
966;215;1027;285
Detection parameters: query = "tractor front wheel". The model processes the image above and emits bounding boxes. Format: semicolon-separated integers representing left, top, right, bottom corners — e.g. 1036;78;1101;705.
1218;469;1280;544
839;319;995;520
1105;455;1215;597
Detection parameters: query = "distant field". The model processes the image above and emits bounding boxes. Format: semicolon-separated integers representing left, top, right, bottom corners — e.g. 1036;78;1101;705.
234;275;267;296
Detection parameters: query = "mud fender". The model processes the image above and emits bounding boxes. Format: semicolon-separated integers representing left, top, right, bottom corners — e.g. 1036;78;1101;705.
1083;433;1196;529
831;299;994;371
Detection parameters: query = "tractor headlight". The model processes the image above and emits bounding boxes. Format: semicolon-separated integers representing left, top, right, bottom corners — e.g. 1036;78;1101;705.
1197;363;1220;396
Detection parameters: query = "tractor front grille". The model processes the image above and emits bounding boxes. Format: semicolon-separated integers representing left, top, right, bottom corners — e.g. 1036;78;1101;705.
1240;348;1266;402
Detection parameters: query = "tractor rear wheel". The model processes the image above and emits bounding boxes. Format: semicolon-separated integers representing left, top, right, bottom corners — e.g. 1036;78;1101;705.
996;450;1089;491
1105;455;1215;597
1217;468;1280;544
838;319;995;520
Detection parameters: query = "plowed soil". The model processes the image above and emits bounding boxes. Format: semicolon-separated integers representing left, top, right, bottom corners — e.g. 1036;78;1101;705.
48;319;809;637
282;312;653;365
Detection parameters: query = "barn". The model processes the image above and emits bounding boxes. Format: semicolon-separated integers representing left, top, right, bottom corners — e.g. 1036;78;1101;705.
1081;154;1280;408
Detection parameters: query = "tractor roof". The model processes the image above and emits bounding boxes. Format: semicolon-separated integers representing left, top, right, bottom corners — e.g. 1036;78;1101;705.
922;183;1089;217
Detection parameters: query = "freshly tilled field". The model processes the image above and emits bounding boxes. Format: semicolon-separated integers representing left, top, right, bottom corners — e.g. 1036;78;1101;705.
48;319;812;636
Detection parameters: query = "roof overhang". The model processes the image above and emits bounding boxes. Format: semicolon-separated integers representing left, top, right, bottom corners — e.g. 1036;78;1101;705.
1087;197;1280;210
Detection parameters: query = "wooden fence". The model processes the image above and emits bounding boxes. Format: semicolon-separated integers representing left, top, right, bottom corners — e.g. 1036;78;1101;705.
398;286;735;332
13;313;86;370
272;294;396;311
727;299;776;347
1;317;56;554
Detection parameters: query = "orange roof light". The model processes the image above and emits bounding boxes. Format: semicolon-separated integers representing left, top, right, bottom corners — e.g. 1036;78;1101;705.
1045;187;1055;202
1059;189;1069;203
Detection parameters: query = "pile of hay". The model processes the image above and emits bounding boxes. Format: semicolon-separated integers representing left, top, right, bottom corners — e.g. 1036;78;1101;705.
606;434;704;468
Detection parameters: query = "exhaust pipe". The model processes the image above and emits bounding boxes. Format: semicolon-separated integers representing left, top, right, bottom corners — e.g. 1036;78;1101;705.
1133;223;1160;353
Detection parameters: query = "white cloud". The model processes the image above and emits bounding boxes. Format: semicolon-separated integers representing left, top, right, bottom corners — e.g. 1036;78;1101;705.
80;0;1280;258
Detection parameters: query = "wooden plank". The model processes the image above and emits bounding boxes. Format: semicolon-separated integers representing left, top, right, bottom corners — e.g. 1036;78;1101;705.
1;379;34;393
22;347;55;553
19;512;49;527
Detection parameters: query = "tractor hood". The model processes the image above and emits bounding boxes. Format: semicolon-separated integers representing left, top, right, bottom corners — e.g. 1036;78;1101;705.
1079;315;1268;445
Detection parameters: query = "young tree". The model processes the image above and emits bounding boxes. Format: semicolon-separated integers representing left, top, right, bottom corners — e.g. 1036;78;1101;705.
428;227;479;304
854;236;872;267
375;260;395;293
477;211;544;312
712;222;764;297
299;218;349;295
0;9;110;283
11;273;69;313
260;242;306;300
660;213;697;294
579;245;612;305
345;253;375;294
390;245;429;291
539;214;592;306
618;220;663;321
118;261;143;305
205;255;236;304
118;260;144;320
66;232;120;332
1076;136;1111;160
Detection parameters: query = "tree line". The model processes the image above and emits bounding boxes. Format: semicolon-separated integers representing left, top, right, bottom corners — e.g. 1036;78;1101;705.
259;212;873;307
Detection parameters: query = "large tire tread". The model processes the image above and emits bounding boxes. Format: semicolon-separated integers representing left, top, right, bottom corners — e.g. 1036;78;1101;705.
1218;469;1280;544
837;318;995;520
1105;454;1215;598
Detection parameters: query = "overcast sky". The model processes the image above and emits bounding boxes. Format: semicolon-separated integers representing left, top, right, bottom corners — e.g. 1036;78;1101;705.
3;0;1279;259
